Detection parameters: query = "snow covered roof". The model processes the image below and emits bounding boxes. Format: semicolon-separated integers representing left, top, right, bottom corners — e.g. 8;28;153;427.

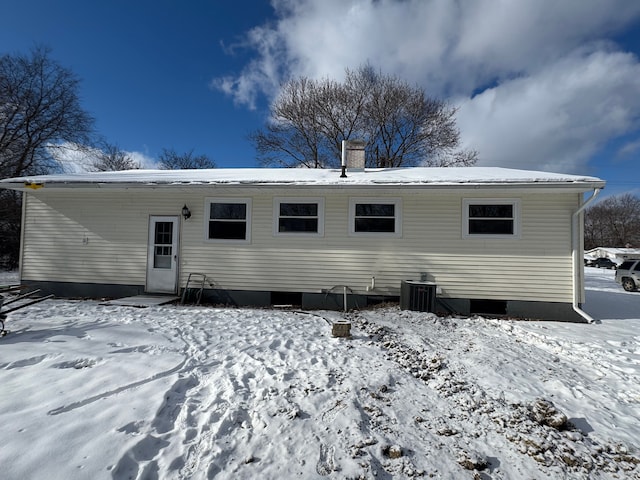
585;247;640;258
0;166;605;191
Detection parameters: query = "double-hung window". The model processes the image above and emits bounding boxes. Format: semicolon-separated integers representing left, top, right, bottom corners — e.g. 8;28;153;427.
463;199;520;238
349;198;402;237
274;198;324;236
206;198;251;243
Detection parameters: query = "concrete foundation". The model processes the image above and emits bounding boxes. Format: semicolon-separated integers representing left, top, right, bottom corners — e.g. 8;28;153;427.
20;280;586;322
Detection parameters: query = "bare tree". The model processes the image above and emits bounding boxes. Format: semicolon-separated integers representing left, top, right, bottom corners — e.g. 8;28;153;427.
90;143;139;171
0;46;94;269
0;190;21;269
0;46;95;178
585;193;640;249
157;148;216;170
250;65;477;168
250;77;332;168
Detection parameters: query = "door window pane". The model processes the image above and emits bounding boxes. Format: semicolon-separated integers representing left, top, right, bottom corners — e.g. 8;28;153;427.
153;222;173;268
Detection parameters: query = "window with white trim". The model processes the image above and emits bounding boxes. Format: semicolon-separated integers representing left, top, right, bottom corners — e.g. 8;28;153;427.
349;198;402;236
463;199;520;238
205;198;251;242
274;198;324;236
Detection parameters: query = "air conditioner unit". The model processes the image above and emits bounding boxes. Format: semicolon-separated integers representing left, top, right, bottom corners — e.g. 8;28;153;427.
400;280;436;312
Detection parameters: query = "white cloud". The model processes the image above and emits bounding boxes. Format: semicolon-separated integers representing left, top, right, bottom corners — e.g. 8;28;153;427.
49;143;157;172
456;48;640;172
214;0;640;173
128;150;157;169
617;139;640;158
212;25;285;110
217;0;640;97
47;143;99;173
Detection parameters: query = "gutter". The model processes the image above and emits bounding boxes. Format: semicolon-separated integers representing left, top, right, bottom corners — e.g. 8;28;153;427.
0;180;606;192
571;188;601;323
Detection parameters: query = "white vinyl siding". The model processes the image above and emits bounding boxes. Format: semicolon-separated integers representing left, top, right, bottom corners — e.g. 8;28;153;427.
20;187;580;304
21;191;155;286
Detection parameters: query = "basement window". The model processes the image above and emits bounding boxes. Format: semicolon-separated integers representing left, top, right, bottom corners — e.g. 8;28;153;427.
205;198;251;243
271;291;303;307
470;299;507;316
274;197;324;236
349;197;402;237
463;199;520;238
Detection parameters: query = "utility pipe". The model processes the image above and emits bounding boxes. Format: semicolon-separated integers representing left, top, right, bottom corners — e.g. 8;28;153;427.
340;140;347;178
571;188;601;323
343;286;348;313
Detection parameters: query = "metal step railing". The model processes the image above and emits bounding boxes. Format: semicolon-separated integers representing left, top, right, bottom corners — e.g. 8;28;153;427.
180;273;209;305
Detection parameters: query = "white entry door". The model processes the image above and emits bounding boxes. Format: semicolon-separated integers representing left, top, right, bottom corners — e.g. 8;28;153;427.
146;216;180;294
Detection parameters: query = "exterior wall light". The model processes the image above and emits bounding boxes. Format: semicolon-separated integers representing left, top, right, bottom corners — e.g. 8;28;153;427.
182;205;191;220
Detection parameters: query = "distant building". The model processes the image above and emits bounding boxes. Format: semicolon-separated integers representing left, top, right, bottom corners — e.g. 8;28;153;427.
585;247;640;263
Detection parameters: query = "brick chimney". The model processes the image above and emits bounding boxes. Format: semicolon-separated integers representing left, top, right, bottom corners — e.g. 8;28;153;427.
341;140;365;177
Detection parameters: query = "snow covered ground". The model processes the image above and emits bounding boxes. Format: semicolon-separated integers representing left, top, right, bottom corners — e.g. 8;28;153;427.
0;268;638;479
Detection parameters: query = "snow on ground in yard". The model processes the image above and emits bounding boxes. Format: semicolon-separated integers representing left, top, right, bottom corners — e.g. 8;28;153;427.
0;269;639;479
0;269;18;285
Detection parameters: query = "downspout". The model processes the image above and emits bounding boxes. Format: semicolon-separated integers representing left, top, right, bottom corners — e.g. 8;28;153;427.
18;191;26;284
571;188;601;323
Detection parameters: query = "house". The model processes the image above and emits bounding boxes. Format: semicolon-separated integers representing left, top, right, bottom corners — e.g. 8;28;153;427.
0;165;605;322
585;247;640;264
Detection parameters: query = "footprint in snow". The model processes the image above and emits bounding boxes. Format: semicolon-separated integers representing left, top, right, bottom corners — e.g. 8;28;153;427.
53;358;100;369
316;443;336;476
321;399;347;423
117;421;144;435
110;345;155;354
1;354;54;369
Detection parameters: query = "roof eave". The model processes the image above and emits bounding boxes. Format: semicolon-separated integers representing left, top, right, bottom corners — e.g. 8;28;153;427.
0;179;606;192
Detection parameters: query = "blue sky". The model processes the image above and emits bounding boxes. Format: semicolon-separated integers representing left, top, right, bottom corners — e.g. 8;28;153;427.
2;0;639;198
